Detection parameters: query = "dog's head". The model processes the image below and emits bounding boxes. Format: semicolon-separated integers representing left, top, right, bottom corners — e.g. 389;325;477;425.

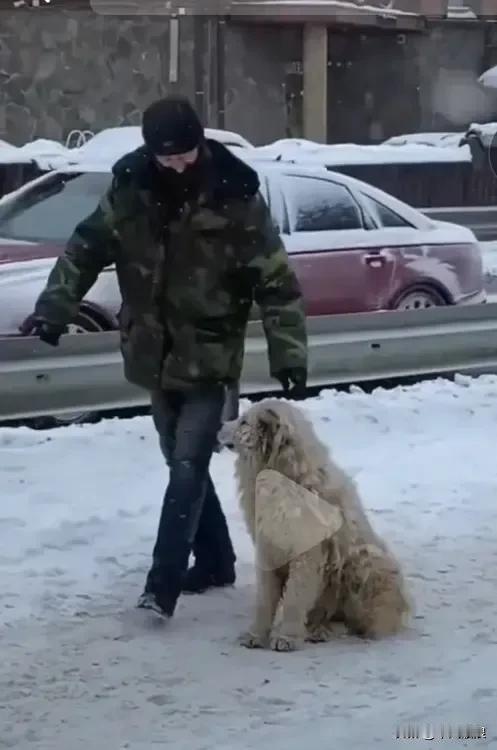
218;399;298;459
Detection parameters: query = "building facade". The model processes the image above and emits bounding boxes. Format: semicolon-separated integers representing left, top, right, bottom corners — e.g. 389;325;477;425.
0;1;496;145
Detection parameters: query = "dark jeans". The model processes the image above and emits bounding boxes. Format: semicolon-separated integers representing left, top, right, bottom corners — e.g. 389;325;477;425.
145;384;235;605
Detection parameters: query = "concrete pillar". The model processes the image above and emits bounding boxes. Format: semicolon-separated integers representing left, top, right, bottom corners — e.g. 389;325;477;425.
303;23;328;143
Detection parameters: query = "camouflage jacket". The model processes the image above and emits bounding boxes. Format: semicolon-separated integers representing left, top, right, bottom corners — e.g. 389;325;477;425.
34;139;308;391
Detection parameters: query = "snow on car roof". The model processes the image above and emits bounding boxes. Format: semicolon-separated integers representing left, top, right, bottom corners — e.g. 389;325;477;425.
0;138;72;167
69;126;253;164
0;126;253;169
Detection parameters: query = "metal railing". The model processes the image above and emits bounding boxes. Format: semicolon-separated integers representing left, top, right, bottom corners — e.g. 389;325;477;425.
1;303;497;422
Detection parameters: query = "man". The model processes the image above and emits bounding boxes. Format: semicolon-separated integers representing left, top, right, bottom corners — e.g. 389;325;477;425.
21;96;308;618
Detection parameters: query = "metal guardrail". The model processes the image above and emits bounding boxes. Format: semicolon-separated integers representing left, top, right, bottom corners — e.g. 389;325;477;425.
1;303;497;422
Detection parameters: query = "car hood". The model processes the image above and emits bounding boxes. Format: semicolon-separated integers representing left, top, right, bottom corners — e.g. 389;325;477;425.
0;239;63;264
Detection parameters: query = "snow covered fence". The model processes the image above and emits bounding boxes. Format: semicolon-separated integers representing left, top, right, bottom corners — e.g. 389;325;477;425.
3;302;497;423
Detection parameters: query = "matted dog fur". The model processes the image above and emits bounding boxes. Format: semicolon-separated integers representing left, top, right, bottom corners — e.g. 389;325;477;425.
219;399;411;651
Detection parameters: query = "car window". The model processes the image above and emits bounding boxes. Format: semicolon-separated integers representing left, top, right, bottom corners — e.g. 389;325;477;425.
264;174;286;233
282;175;363;232
360;193;413;228
0;172;111;244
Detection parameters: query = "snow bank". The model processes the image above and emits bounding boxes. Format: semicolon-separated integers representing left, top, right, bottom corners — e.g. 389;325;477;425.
251;137;471;166
463;121;497;151
231;0;418;17
479;65;497;89
0;128;473;172
382;132;465;148
1;377;497;748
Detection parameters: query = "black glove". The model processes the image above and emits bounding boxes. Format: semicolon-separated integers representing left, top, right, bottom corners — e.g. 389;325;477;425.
275;367;307;400
19;314;66;347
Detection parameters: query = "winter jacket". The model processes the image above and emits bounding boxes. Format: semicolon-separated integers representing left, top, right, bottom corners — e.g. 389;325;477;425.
33;139;308;391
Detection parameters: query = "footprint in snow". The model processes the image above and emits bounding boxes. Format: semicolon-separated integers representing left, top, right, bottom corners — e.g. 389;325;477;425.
0;517;26;528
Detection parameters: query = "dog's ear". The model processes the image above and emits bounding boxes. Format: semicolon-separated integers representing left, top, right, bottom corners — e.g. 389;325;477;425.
257;407;278;434
258;407;292;456
256;408;276;451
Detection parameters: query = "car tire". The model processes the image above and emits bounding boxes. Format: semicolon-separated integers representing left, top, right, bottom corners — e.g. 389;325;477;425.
28;308;111;430
392;286;448;311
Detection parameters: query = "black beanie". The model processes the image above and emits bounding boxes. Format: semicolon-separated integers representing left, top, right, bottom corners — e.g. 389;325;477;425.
142;96;204;156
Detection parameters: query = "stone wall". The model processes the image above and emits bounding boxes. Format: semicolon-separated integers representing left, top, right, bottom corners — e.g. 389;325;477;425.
2;9;497;147
0;9;195;145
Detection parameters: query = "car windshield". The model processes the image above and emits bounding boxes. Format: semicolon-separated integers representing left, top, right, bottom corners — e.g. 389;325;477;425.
0;171;112;244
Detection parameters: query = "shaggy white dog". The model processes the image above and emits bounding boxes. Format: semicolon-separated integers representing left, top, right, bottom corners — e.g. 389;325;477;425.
219;399;411;652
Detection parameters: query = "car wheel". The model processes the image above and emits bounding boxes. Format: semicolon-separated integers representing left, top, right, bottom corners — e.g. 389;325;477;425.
28;308;111;430
393;286;447;311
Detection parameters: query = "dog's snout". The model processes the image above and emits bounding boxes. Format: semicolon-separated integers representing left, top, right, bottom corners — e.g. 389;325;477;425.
217;420;238;451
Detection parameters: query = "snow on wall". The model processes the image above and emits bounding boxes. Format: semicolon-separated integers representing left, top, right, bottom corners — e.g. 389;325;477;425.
382;132;465;148
251;138;472;166
2;127;491;173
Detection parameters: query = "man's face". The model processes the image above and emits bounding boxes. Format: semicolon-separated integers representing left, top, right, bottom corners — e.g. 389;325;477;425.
155;147;199;173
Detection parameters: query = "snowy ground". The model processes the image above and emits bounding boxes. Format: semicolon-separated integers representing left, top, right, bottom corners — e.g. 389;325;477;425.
1;377;497;749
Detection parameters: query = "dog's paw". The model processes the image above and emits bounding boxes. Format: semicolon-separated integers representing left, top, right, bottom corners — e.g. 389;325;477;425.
270;634;302;652
239;630;269;649
306;621;347;642
306;626;332;643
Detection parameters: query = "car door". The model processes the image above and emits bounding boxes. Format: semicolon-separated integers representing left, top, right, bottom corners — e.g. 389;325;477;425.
270;173;399;315
0;170;120;334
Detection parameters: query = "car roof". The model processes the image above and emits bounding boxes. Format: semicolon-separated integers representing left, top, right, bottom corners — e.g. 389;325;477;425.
0;152;432;231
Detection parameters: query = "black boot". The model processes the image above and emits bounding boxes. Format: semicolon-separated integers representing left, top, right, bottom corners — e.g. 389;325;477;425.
182;556;236;594
182;476;236;594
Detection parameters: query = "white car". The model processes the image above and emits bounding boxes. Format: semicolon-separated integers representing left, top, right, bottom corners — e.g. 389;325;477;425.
60;126;254;167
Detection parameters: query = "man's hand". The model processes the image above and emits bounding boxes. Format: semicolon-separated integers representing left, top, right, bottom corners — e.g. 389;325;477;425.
19;314;66;347
275;367;307;400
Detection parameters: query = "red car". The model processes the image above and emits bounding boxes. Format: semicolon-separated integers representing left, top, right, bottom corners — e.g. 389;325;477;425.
0;158;485;337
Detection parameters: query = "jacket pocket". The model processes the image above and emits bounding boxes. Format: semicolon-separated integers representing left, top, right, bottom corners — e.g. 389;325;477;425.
164;324;242;385
121;322;164;389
